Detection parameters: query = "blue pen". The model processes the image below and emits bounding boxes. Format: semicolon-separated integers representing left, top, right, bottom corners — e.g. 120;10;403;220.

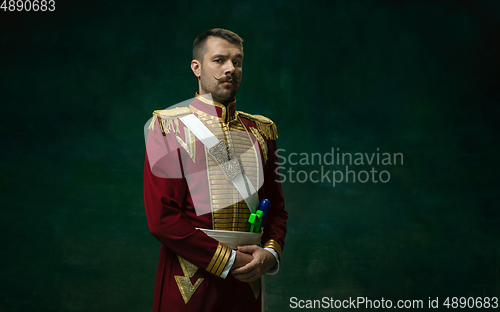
258;199;271;230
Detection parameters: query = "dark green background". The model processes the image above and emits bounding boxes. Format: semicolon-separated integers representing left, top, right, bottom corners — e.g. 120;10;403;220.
1;0;499;311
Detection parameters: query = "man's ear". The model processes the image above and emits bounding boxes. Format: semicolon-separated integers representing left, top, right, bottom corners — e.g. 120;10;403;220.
191;60;201;78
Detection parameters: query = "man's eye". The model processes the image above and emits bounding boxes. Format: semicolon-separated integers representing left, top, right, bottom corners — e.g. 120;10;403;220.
214;59;222;63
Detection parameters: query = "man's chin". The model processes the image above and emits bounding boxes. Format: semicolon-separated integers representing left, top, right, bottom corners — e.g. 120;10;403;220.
214;90;238;103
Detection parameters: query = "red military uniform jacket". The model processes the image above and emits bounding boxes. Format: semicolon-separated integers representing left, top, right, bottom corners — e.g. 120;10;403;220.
143;94;287;312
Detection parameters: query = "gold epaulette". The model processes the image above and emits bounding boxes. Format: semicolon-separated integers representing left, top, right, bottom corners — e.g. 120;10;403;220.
237;111;278;140
148;107;192;134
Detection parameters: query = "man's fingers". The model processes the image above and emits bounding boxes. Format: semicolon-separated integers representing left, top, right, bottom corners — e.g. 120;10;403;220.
233;270;259;283
232;258;258;275
237;245;258;254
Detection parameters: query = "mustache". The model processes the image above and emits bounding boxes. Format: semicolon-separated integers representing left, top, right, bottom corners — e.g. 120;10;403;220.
213;74;241;84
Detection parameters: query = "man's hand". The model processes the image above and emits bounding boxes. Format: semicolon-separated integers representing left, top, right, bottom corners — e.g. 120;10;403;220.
231;245;276;283
231;249;253;270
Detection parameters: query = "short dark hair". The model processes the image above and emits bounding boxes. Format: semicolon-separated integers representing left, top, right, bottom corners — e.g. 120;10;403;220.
193;28;244;62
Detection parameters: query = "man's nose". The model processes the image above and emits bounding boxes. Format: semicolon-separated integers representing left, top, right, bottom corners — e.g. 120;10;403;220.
224;61;235;75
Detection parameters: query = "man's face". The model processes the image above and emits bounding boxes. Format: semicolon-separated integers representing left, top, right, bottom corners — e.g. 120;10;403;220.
195;37;243;104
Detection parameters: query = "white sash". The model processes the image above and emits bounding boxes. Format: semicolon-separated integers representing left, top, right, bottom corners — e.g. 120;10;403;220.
179;114;260;213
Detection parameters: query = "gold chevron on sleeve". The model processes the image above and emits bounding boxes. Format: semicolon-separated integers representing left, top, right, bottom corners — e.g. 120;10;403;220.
174;276;204;304
174;256;203;304
263;239;283;258
177;255;199;278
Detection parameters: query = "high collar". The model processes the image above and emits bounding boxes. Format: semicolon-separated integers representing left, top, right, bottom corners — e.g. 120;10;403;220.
190;92;237;124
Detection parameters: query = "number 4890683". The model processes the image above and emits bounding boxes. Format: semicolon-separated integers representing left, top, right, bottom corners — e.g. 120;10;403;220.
1;0;56;11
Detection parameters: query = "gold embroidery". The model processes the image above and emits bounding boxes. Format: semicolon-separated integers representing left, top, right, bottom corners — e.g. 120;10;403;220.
210;185;238;191
211;245;230;274
215;247;232;276
214;213;251;218
228;121;247;131
214;222;250;226
213;221;250;227
237;111;278;140
193;93;236;122
206;242;232;276
212;202;252;232
174;276;204;304
213;208;250;214
250;127;268;164
206;242;223;273
174;256;203;304
263;239;283;258
177;256;199;278
208;140;242;181
189;105;220;121
212;194;236;199
176;127;196;163
212;199;240;204
195;93;235;109
213;218;250;223
205;146;215;227
149;107;191;134
190;98;260;232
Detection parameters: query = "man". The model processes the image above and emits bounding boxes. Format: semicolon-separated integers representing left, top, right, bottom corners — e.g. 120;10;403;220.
144;28;287;312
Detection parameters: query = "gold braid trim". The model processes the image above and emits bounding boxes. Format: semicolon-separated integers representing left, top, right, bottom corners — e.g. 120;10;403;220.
148;107;192;134
263;239;283;258
250;127;268;164
206;242;232;276
237;111;278;140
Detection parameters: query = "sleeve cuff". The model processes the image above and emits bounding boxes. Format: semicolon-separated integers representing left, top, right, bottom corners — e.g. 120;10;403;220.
206;242;232;277
264;247;280;275
262;239;283;258
219;249;236;279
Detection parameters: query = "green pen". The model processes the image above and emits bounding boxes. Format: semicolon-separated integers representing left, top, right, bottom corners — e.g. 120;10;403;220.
248;210;263;233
